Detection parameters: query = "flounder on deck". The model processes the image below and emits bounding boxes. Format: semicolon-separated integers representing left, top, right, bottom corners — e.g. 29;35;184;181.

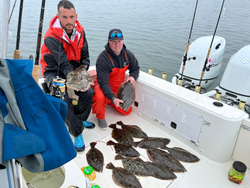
116;121;148;138
107;140;140;157
109;124;134;146
134;137;170;149
116;81;135;111
106;162;142;188
147;148;187;173
86;142;104;172
66;65;93;91
115;155;177;180
163;146;200;163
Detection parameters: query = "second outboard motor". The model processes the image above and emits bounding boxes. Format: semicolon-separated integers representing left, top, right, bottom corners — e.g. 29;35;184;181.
217;45;250;105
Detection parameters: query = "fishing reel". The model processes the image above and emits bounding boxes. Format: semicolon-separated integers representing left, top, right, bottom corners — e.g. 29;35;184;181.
52;77;66;99
188;56;196;61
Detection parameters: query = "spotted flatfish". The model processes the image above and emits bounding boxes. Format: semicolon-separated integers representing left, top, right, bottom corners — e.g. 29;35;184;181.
107;140;140;157
116;81;135;111
86;142;104;172
115;155;177;180
109;124;134;146
147;148;187;172
106;162;142;188
134;137;170;149
116;121;148;138
66;65;93;91
164;146;200;163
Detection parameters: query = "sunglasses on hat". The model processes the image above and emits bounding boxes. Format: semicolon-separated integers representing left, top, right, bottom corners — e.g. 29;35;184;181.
110;32;123;38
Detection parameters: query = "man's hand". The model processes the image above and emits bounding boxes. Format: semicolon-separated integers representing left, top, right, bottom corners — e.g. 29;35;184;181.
80;82;93;92
113;98;123;108
127;76;136;85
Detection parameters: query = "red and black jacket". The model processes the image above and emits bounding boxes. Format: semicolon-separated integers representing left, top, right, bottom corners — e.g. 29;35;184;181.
40;16;90;80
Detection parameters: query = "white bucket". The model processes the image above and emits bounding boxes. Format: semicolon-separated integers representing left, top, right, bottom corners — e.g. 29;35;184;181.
22;160;86;188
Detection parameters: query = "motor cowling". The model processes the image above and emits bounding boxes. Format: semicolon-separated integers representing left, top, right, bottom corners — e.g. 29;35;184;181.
219;45;250;104
173;36;226;91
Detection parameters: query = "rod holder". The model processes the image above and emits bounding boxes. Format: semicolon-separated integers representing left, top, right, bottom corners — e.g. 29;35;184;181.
148;67;153;75
238;100;246;110
214;91;222;101
177;79;183;86
195;85;201;93
162;72;167;80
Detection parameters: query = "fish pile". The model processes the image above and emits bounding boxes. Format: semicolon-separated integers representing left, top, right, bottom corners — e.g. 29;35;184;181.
85;121;200;187
66;65;93;91
116;81;135;111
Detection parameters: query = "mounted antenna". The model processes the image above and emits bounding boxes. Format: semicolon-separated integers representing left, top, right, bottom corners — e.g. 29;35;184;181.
195;0;225;93
178;0;199;86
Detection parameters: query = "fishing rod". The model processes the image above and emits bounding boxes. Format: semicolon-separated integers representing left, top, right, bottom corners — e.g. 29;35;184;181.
195;0;225;93
178;0;199;86
32;0;46;83
13;0;24;59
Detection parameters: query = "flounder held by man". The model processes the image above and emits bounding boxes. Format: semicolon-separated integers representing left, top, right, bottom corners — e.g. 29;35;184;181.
66;65;93;91
116;121;148;138
106;162;142;188
86;142;104;172
115;155;177;180
107;140;140;157
109;124;134;146
116;80;135;111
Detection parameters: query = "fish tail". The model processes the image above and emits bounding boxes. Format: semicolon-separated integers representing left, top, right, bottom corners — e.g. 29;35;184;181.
108;124;116;129
106;162;115;170
107;140;115;146
116;121;123;125
114;154;124;160
134;141;140;147
90;142;97;148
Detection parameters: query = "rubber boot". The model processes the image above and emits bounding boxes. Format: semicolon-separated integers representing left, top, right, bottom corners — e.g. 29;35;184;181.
82;121;95;129
98;118;107;131
74;133;85;152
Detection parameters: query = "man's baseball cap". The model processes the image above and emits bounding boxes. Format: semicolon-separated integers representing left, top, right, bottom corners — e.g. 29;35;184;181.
108;28;124;41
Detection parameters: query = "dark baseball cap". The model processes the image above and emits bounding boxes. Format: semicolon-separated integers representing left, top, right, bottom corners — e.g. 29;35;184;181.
108;28;124;41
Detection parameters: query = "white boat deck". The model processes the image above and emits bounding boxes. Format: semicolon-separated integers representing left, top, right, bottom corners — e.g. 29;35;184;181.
73;106;250;188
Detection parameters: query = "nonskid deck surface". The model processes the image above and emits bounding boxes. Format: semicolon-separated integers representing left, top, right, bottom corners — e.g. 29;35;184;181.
72;106;250;188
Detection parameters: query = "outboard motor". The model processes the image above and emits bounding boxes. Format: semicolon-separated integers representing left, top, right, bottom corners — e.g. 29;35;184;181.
215;45;250;109
172;36;226;93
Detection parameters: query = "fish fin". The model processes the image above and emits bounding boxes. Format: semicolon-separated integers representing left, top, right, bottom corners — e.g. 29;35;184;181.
109;124;116;129
107;140;116;146
133;157;144;162
160;145;169;150
114;154;124;160
90;142;97;148
106;162;115;169
130;125;142;131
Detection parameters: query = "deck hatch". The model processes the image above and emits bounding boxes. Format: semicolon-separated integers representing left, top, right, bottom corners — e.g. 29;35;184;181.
135;86;204;145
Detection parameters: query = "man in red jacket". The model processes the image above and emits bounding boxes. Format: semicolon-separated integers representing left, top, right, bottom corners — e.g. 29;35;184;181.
40;0;94;152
